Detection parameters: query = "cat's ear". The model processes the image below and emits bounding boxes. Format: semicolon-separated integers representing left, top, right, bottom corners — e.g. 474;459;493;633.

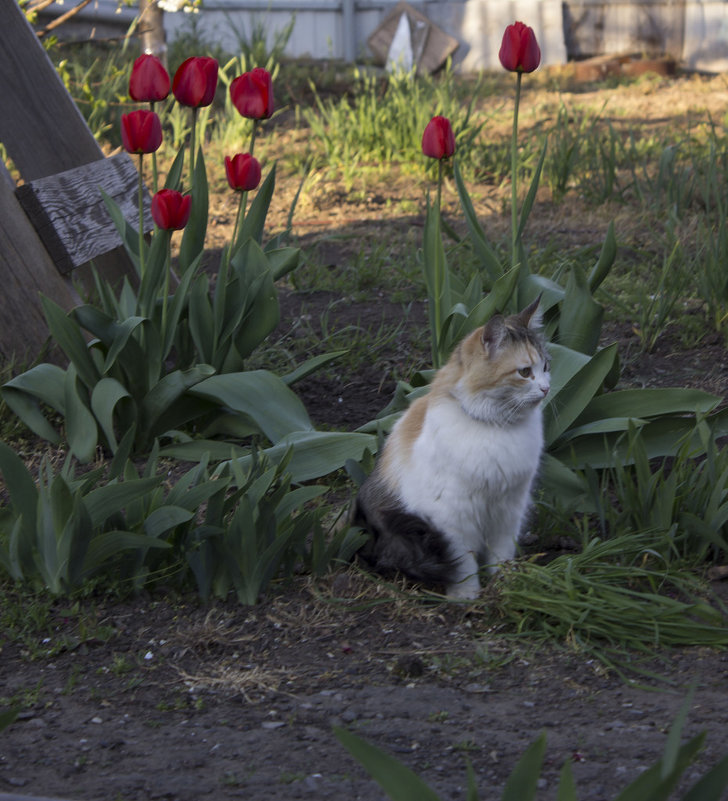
481;315;506;356
518;294;543;330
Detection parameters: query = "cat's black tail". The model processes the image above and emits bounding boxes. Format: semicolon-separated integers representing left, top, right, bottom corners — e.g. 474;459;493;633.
352;479;457;589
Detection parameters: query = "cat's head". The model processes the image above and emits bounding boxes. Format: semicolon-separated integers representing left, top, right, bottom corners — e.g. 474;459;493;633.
453;297;550;424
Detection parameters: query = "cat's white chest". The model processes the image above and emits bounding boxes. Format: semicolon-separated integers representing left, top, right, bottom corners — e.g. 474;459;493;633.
389;396;543;552
413;398;542;487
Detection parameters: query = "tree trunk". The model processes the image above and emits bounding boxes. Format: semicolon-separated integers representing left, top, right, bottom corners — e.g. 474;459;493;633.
138;0;167;67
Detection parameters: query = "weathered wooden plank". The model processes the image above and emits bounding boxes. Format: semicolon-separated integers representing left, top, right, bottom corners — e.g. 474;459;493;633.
0;164;78;363
0;2;138;290
0;3;105;180
16;154;153;275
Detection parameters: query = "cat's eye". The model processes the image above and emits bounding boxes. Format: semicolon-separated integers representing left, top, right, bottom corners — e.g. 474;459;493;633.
518;367;533;378
544;359;551;372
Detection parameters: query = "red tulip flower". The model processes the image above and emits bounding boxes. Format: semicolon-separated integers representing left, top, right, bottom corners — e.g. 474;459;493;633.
172;57;219;108
225;153;262;192
151;189;192;230
422;116;456;160
230;68;274;120
129;54;170;103
121;109;163;154
499;21;541;73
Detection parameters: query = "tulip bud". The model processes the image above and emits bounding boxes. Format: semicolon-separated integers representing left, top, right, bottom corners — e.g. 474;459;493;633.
230;68;274;120
172;56;219;108
121;110;163;154
129;54;170;103
224;153;262;192
421;116;456;160
499;21;541;73
151;189;192;230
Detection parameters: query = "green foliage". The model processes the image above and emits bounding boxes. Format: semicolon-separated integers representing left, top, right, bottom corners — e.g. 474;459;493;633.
494;533;727;674
0;439;172;593
303;63;483;170
53;43;133;144
0;441;352;600
335;696;728;800
575;420;728;562
3;113;315;463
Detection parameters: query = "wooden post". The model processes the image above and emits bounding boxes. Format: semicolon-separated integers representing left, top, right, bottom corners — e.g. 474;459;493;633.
0;2;142;363
0;163;78;363
0;2;137;293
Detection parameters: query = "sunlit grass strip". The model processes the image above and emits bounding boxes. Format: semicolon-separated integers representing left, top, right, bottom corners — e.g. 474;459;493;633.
489;533;728;676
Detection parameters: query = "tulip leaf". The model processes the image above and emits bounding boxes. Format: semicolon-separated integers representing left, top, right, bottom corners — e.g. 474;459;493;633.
516;138;548;244
144;505;194;537
2;365;65;443
543;344;618;445
334;726;442;801
91;377;131;453
138;227;173;318
588;220;617;293
454;264;520;341
163;146;185;192
100;189;142;275
41;295;100;391
558;263;603;355
163;257;200;359
236;276;279;359
140;364;216;435
178;145;208;273
0;441;39;535
214;430;377;484
188;274;215;363
282;351;348;386
64;365;98;464
191;370;314;443
265;246;301;281
422;200;451;368
83;476;162;529
576;388;721;424
501;732;547;801
83;530;171;575
239;163;276;246
453;159;501;287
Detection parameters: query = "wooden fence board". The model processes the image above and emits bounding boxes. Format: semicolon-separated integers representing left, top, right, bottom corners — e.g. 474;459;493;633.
16;154;153;275
0;4;106;180
0;167;78;362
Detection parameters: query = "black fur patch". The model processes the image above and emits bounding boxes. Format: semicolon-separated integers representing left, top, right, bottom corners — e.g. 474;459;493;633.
353;491;457;588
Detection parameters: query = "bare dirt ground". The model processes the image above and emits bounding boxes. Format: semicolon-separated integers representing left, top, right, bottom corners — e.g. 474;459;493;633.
3;69;728;801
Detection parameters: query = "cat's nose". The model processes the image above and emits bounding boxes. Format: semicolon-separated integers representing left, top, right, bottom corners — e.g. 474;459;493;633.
539;384;549;397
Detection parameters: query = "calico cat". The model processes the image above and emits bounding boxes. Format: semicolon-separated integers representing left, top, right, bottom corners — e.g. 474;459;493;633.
353;297;550;599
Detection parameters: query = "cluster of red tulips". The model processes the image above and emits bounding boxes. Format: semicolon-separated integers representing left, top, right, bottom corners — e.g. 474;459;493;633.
121;19;540;252
121;54;274;231
421;20;540;162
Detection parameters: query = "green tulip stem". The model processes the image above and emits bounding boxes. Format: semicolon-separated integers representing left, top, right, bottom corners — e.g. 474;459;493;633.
150;101;159;193
189;108;198;185
138;154;145;278
437;158;443;214
161;233;171;336
510;70;523;268
227;190;246;271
